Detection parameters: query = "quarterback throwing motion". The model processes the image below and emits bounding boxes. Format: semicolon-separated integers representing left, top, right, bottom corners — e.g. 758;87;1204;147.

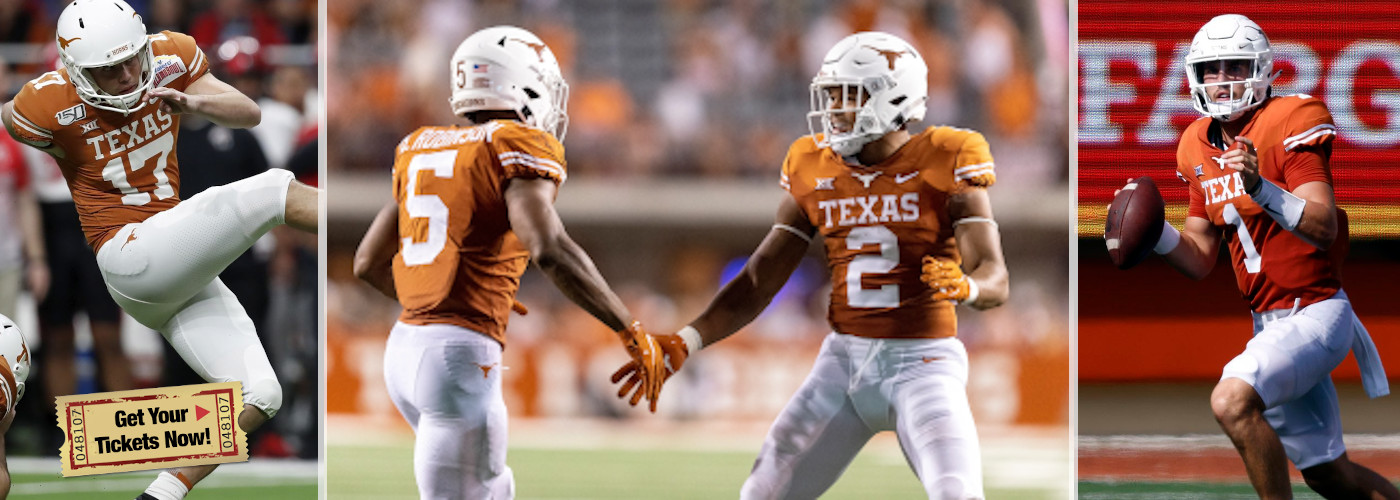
1;1;320;499
615;32;1008;499
1130;14;1395;499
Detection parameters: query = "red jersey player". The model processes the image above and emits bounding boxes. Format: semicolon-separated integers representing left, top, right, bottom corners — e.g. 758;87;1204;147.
614;31;1009;498
1131;14;1395;499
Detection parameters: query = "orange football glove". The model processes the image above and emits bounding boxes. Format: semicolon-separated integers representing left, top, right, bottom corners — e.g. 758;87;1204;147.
920;256;970;303
613;321;667;412
610;333;688;411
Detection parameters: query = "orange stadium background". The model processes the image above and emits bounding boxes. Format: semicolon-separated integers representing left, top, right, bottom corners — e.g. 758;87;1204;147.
326;0;1070;497
1078;0;1400;485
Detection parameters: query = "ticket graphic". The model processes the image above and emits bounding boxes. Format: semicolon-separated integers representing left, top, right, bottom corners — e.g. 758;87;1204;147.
56;382;248;477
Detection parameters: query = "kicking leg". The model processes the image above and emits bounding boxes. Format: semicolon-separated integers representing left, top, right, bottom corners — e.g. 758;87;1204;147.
138;280;281;500
283;179;319;233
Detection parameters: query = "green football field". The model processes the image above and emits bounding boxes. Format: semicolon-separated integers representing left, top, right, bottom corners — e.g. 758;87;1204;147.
7;458;318;499
328;443;1062;499
1079;481;1328;499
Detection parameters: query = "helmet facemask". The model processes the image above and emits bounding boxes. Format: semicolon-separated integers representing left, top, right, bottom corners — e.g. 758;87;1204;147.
1186;57;1272;122
806;32;928;158
66;43;156;115
1184;14;1278;122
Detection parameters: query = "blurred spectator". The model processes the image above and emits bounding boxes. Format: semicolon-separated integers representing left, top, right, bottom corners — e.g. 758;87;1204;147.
327;0;1066;183
190;0;287;49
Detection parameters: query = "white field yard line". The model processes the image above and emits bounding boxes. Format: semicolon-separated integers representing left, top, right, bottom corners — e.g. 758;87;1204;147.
1079;434;1400;452
8;457;316;495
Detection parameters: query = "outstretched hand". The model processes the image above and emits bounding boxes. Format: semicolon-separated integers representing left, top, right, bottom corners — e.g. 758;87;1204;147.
613;322;668;412
611;332;689;412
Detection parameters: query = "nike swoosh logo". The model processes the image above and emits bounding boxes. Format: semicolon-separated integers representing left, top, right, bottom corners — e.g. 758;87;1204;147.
921;356;942;363
896;172;919;184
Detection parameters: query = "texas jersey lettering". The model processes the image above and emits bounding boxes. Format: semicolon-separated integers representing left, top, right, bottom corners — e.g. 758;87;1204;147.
782;126;996;339
1176;95;1343;312
391;120;566;345
9;31;208;252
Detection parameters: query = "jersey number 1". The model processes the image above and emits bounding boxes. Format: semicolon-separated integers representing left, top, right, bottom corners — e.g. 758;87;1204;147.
1222;203;1262;273
401;150;456;266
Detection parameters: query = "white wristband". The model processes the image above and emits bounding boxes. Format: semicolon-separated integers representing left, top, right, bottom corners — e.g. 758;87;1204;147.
962;278;980;306
1154;220;1181;254
1248;179;1306;231
677;325;703;353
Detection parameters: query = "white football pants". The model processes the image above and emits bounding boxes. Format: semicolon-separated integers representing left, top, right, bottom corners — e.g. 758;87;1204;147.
741;333;984;500
1221;290;1374;469
384;322;514;500
96;168;293;418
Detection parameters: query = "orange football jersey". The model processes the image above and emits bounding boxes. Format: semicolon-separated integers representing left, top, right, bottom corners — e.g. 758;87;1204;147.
781;127;996;339
1176;95;1342;313
391;120;566;346
9;30;208;252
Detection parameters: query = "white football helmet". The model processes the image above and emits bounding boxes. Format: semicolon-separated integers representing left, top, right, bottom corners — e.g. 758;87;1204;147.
450;26;569;142
1184;14;1278;122
56;0;154;115
808;32;928;157
0;314;30;411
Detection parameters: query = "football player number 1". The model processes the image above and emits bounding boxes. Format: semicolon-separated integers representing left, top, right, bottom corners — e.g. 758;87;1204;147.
846;225;900;308
401;150;456;266
1222;203;1262;273
101;133;175;206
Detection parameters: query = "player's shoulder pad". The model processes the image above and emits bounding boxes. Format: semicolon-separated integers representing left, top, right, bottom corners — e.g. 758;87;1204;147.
149;31;209;89
490;120;566;182
8;73;80;145
1269;94;1335;152
780;134;825;183
928;126;996;188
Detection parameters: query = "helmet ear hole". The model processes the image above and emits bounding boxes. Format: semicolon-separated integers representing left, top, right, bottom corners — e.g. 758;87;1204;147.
890;96;906;106
523;88;540;99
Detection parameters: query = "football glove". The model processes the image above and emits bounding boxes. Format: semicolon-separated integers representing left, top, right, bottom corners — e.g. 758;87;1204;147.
921;256;970;303
611;332;689;411
614;321;667;412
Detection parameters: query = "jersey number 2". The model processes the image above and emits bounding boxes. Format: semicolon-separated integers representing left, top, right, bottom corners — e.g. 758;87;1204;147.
401;150;456;266
1222;203;1262;274
846;225;899;308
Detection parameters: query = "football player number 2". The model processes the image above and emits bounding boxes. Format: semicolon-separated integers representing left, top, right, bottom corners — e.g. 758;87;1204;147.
401;150;456;266
1222;203;1262;273
101;133;175;206
846;225;900;308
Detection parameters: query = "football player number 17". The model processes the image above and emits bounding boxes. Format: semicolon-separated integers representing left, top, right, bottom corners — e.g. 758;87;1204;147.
102;133;175;206
1222;203;1262;273
846;225;900;308
401;150;457;266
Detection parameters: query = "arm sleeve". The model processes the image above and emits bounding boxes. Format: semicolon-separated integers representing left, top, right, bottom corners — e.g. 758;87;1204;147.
9;86;55;146
953;131;996;192
1280;99;1335;189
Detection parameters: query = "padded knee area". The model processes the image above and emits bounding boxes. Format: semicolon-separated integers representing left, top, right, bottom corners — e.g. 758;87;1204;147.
244;377;283;419
930;475;979;500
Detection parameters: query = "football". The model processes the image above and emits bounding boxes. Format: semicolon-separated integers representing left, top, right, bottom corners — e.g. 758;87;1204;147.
1105;175;1166;270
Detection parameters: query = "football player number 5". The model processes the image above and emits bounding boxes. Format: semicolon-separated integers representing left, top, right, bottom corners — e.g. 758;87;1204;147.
846;225;899;308
1222;203;1262;273
401;150;456;266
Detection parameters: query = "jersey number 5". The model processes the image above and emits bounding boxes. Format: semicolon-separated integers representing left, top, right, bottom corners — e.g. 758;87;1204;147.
846;225;900;308
101;133;175;206
401;150;457;266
